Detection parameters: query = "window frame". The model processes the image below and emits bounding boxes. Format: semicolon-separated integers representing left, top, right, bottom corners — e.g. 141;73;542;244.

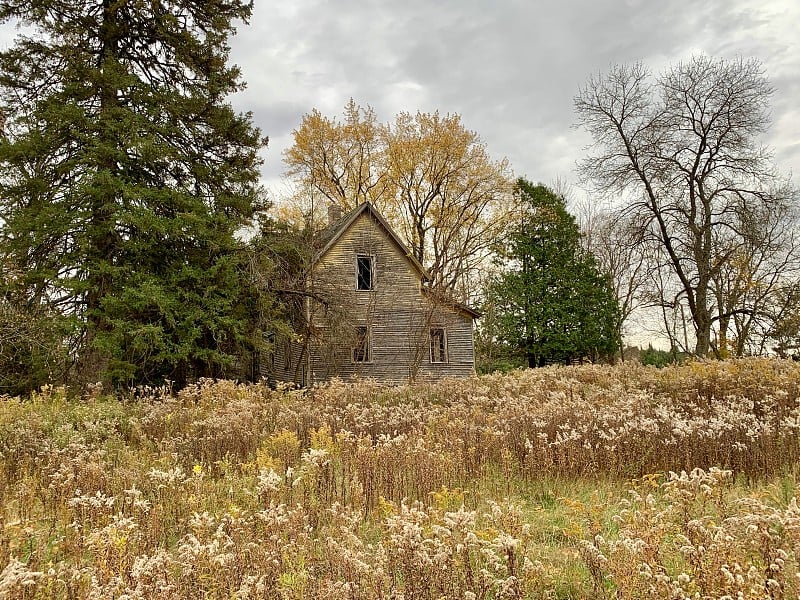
429;327;447;363
355;254;376;291
352;326;372;363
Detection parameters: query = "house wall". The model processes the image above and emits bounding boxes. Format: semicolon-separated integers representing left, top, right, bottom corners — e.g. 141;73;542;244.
306;211;475;385
269;334;307;387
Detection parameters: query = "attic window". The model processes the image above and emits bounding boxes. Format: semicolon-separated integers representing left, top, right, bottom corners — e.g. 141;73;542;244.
430;328;447;363
352;326;371;363
356;255;374;290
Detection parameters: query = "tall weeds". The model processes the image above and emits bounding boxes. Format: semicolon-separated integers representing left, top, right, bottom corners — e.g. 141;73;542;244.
2;358;800;598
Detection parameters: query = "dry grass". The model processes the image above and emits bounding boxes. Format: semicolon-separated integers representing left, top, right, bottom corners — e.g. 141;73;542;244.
2;358;800;598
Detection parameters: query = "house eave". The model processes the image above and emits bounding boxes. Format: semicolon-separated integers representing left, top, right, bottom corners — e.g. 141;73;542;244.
422;288;482;320
313;202;431;282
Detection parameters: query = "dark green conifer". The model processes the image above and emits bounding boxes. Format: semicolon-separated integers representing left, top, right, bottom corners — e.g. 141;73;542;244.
489;179;620;366
0;1;266;387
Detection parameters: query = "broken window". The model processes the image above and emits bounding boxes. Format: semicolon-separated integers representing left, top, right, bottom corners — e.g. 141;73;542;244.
430;328;447;363
356;255;374;290
353;326;371;363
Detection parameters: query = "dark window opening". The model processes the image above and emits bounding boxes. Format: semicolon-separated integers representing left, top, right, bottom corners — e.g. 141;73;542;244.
356;255;374;290
430;328;447;363
353;326;371;362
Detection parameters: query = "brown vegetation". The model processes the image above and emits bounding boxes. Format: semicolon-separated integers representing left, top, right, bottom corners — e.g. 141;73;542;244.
2;359;800;597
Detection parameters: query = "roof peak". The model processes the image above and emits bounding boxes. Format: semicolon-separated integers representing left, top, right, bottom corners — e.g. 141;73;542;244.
313;201;430;281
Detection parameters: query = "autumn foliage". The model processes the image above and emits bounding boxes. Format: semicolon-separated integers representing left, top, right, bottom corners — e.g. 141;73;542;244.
282;100;513;295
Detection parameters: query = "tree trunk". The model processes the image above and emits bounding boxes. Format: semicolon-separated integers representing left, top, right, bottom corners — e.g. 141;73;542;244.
79;0;121;386
693;299;712;357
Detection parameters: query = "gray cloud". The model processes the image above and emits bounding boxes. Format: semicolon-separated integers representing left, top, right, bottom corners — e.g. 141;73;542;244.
2;1;798;189
227;0;800;191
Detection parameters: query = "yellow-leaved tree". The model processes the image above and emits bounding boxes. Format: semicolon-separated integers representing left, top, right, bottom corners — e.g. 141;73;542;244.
282;100;513;299
283;99;391;214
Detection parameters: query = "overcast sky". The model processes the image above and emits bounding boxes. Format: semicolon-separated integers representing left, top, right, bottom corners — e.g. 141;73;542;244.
226;0;800;201
0;2;797;198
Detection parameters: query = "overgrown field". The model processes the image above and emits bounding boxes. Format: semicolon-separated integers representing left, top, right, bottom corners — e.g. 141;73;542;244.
3;359;800;598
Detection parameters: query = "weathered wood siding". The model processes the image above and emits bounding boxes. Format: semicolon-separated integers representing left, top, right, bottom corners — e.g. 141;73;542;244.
303;211;476;385
264;334;307;387
414;309;475;382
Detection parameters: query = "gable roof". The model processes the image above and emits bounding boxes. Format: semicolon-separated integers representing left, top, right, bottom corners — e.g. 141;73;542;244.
314;202;431;282
313;202;480;321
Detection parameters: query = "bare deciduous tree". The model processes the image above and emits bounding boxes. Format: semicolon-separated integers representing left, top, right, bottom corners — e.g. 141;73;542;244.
709;200;800;356
579;204;650;355
575;56;798;356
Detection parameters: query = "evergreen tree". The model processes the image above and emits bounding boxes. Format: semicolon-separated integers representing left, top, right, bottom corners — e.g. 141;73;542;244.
0;299;71;396
489;179;620;367
0;1;266;387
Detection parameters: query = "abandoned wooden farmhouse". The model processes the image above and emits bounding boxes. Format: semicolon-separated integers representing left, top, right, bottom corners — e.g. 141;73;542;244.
266;202;479;386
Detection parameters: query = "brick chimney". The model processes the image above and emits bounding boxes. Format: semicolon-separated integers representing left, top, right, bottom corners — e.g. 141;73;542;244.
327;203;343;225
